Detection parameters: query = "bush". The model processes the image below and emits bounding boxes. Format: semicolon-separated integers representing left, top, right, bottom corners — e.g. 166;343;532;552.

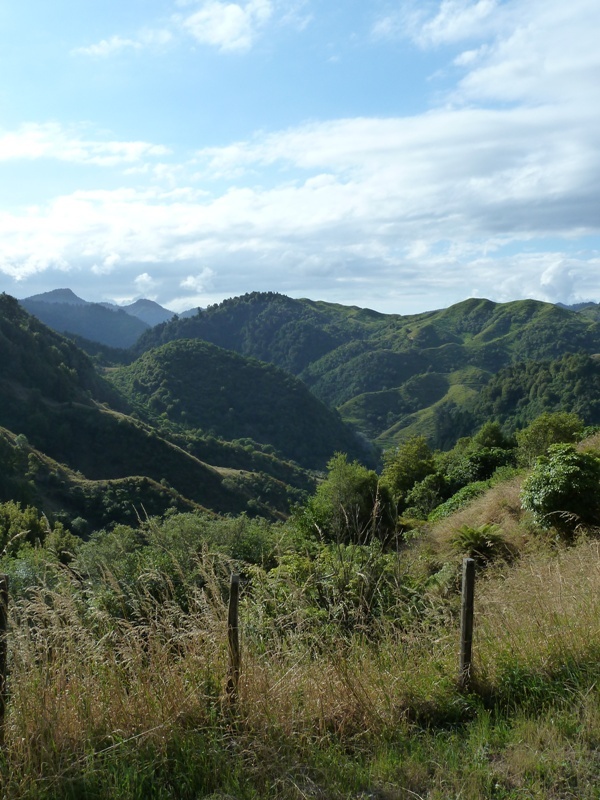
520;444;600;535
298;453;396;545
451;523;512;566
428;481;490;522
516;412;584;466
403;473;450;519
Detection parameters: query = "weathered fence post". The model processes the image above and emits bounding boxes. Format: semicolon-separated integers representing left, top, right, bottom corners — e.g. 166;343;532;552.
0;574;8;746
226;573;240;704
459;557;475;691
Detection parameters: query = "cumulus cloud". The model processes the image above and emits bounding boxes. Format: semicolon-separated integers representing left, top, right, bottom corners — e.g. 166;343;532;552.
181;269;216;292
180;0;273;51
4;0;600;312
134;272;161;296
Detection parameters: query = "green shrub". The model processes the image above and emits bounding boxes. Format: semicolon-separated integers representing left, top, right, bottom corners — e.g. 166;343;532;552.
403;473;450;519
428;481;489;522
520;444;600;535
451;523;512;566
298;453;396;545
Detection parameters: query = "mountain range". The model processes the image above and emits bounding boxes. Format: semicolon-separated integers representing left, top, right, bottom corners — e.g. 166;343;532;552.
19;289;200;348
1;292;366;529
5;287;600;533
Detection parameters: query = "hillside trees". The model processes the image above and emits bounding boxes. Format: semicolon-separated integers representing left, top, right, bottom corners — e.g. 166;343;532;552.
521;444;600;535
381;436;436;512
298;453;396;545
516;411;584;465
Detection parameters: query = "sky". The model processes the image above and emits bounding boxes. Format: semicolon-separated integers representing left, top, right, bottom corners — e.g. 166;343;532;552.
0;0;599;315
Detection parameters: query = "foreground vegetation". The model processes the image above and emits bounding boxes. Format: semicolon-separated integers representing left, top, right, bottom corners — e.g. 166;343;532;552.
6;290;600;796
2;415;600;798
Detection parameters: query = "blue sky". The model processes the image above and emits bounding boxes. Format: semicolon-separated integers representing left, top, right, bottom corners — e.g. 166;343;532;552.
1;0;599;313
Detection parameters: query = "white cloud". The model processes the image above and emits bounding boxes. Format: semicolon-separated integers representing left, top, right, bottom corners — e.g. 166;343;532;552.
419;0;499;47
180;0;273;52
4;0;600;313
72;0;303;60
181;268;215;292
73;28;173;58
454;0;600;105
373;0;501;47
0;123;170;166
73;36;142;57
374;0;600;107
134;272;161;296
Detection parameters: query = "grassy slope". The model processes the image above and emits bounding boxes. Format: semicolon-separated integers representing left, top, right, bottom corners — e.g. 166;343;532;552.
4;456;600;798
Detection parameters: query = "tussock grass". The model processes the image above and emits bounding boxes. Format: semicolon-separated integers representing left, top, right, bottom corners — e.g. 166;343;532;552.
4;522;600;797
426;474;532;562
476;536;600;702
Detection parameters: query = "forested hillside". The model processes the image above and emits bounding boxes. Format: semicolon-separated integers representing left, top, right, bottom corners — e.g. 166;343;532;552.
107;338;367;470
2;294;361;526
133;292;600;448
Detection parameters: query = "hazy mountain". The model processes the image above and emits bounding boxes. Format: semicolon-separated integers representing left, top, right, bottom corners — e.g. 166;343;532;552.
121;298;175;326
20;289;198;346
24;288;88;305
556;301;598;311
20;295;149;348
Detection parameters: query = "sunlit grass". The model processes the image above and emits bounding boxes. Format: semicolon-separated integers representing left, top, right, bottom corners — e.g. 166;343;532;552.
3;520;600;798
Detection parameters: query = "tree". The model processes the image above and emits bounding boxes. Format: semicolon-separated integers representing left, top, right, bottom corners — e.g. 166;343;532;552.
299;453;395;545
520;444;600;535
472;421;514;451
516;412;584;466
381;436;436;511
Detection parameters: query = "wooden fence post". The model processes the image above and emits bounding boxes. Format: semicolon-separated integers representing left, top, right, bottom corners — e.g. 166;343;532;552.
459;558;475;691
0;574;8;746
226;573;240;704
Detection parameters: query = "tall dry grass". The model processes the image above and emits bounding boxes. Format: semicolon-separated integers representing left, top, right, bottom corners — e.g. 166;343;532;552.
476;536;600;696
4;527;600;797
428;474;530;558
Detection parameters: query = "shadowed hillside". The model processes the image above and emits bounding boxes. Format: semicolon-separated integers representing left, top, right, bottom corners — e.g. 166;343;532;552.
108;338;368;470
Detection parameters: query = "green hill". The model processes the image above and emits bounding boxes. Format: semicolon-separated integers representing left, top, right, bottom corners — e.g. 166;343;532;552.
106;338;368;471
0;294;320;525
133;292;600;448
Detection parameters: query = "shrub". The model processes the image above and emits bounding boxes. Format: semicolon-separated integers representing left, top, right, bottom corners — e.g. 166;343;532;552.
520;444;600;535
428;481;489;522
403;473;450;519
451;523;512;566
298;453;396;545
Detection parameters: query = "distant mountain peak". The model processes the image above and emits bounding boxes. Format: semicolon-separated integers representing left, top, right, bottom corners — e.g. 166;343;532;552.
24;288;88;306
122;299;175;326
